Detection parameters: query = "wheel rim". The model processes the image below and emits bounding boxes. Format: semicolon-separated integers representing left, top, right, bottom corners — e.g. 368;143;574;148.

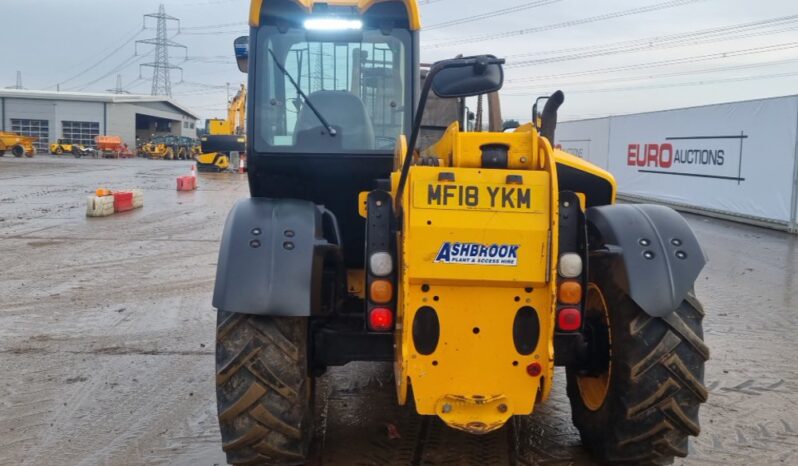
577;283;612;411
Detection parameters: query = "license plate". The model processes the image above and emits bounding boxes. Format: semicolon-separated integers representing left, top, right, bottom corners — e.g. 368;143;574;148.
413;182;541;212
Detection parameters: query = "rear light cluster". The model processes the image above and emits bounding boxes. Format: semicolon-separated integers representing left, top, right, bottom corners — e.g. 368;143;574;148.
557;252;584;332
365;191;396;332
368;255;395;331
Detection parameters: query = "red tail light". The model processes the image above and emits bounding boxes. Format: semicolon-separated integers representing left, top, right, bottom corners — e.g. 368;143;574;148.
368;307;394;332
557;308;582;332
526;362;542;377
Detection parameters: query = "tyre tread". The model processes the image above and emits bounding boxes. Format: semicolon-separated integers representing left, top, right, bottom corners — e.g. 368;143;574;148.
216;311;311;466
568;282;708;465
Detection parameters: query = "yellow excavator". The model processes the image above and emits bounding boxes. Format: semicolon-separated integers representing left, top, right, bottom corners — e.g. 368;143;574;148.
197;85;247;172
211;1;710;465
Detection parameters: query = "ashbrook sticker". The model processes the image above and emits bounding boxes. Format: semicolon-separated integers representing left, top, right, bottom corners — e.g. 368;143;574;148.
626;132;748;183
434;242;519;266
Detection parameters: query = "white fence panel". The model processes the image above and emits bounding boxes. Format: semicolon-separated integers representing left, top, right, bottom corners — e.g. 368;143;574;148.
558;96;798;227
555;117;610;169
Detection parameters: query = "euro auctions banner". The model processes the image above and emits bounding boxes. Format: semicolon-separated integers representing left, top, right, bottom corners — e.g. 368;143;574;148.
601;96;798;223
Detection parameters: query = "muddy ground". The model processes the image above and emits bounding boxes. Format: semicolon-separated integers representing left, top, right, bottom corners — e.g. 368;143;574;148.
0;156;796;466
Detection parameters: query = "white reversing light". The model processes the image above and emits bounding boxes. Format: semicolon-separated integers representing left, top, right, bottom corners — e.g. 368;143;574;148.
370;252;393;277
559;253;583;278
304;18;363;31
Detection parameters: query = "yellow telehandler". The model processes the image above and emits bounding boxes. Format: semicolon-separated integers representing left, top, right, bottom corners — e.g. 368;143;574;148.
212;1;709;465
50;139;94;157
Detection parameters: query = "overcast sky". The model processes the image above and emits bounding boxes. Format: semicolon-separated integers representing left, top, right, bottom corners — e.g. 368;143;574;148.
1;0;797;123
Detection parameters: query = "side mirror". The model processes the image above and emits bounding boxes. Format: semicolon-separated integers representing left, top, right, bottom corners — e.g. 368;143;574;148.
430;55;505;98
394;55;506;204
532;96;547;129
234;36;249;73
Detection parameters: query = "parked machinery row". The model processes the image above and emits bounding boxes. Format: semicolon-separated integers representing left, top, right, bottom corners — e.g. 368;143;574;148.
50;136;138;158
138;136;201;161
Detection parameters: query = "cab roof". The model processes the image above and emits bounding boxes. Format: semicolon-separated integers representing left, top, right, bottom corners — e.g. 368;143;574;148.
250;0;421;30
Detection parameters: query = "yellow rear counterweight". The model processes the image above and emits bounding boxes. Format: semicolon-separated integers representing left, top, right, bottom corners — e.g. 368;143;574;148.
393;131;559;433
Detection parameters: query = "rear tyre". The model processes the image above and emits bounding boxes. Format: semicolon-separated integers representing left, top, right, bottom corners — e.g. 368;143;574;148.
12;145;25;158
566;276;709;465
55;147;64;155
216;311;313;466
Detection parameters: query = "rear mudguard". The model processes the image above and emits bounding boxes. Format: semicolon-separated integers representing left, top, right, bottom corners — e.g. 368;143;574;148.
212;198;343;316
587;204;706;317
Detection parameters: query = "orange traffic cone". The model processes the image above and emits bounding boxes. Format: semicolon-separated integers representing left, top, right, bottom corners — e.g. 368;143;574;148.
238;155;246;174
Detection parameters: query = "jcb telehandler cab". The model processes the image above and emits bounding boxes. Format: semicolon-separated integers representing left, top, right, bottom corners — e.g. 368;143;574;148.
213;1;709;464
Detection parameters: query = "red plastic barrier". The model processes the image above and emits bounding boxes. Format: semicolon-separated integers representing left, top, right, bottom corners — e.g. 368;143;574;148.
113;191;134;212
177;176;196;191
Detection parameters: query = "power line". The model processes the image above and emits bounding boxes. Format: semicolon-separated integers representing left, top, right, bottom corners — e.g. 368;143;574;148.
505;70;798;97
505;15;798;69
176;80;228;89
182;21;247;30
427;0;708;49
123;77;148;93
71;50;154;91
179;30;246;36
505;41;798;84
504;57;798;93
425;0;561;30
51;27;145;89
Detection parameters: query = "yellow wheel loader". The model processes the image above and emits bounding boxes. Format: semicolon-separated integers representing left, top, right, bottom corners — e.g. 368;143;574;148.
212;1;709;465
141;136;176;160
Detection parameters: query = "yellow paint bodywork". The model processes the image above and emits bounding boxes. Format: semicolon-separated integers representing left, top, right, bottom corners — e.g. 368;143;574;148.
250;0;421;30
196;152;231;171
142;143;173;160
516;122;617;203
391;127;560;433
553;148;618;203
207;119;230;136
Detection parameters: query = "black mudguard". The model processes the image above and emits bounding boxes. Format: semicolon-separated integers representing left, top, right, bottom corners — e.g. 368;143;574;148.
587;204;707;317
212;198;342;316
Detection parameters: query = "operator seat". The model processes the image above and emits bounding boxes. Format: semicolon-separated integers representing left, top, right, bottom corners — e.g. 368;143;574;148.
293;90;376;151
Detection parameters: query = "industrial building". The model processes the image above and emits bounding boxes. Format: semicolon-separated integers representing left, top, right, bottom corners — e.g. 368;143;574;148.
0;89;199;152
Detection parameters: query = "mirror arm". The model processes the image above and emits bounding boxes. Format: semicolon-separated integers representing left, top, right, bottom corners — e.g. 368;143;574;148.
395;56;506;211
395;65;439;208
